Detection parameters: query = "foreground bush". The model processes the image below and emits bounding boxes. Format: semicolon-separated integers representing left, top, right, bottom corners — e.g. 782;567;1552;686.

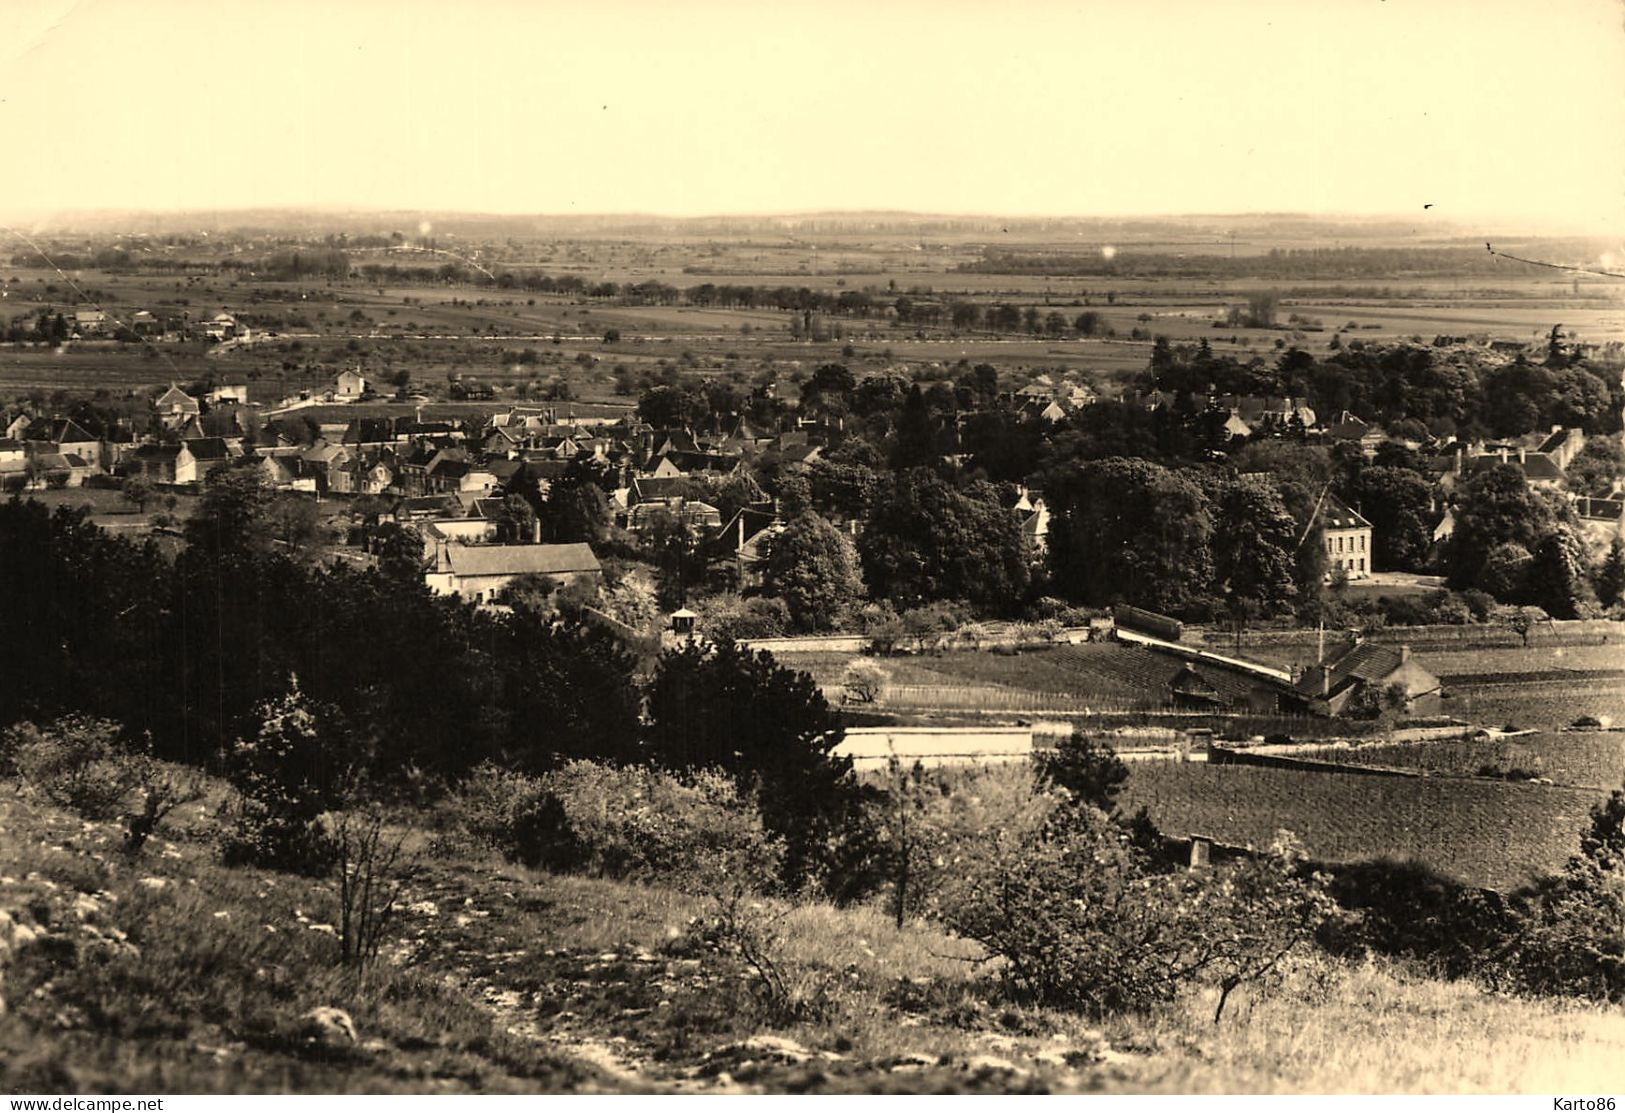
643;639;859;891
866;758;1054;927
1499;783;1625;1002
219;678;342;875
1323;783;1625;1004
6;715;146;820
944;801;1334;1021
455;759;782;891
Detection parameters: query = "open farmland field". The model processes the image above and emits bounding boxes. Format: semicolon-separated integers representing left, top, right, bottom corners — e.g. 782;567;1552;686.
778;644;1377;738
1118;761;1607;891
1422;643;1625;677
1204;623;1625;673
0;343;220;397
1290;731;1625;790
1447;678;1625;733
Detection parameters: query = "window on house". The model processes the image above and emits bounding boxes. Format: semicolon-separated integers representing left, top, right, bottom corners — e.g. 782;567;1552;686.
1358;558;1365;572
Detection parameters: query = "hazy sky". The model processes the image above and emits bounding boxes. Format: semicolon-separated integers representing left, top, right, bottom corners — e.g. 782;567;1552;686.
2;0;1623;229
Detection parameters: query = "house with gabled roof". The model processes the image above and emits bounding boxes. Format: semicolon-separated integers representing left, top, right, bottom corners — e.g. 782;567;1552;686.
27;452;96;488
186;437;240;476
203;313;239;341
427;454;498;495
1296;639;1441;717
394;494;463;522
648;428;700;459
1465;445;1564;491
1;409;32;442
718;413;776;451
23;418;101;467
425;541;602;603
1321;494;1373;579
1574;495;1625;556
256;449;305;490
154;384;198;415
1538;426;1586;472
72;309;108;336
627;498;722;535
483;425;527;458
1323;411;1386;456
709;506;781;589
125;442;197;485
335;368;369;400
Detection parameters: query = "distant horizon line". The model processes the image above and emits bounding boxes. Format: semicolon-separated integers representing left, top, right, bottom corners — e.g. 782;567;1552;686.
0;204;1597;231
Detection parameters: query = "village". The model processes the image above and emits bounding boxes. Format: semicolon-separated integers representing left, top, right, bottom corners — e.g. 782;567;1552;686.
5;0;1625;1089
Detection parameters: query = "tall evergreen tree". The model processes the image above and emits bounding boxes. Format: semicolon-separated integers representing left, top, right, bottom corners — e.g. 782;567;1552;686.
1596;536;1625;610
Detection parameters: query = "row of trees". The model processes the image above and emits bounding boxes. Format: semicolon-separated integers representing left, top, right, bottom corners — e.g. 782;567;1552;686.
1144;337;1622;441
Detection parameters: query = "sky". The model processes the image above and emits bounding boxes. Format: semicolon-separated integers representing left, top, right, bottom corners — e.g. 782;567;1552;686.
1;0;1623;230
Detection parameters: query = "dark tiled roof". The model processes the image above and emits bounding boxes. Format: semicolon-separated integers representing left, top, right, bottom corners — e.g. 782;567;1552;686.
1330;642;1405;685
25;418;97;444
631;476;691;502
1321;494;1371;531
188;437;233;461
1537;428;1579;454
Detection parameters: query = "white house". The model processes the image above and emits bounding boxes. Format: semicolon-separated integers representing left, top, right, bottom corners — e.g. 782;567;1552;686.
1321;494;1373;579
424;542;603;603
335;368;369;400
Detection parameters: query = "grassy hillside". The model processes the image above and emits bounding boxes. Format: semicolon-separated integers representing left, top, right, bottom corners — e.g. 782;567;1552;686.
2;782;1623;1094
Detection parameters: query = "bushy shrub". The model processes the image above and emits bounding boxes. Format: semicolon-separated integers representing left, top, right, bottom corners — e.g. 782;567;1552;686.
944;803;1184;1016
1324;789;1625;1003
701;595;791;641
869;759;1055;927
454;760;782;892
1026;596;1095;627
943;801;1334;1020
1498;785;1625;1002
841;660;887;704
219;678;342;875
1321;859;1516;981
1034;731;1127;813
6;716;146;820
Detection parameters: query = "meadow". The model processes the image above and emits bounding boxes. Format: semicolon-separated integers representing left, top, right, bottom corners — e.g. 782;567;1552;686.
3;771;1622;1094
6;227;1622;410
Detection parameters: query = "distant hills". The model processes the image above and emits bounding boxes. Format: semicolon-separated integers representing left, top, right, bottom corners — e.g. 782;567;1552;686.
3;207;1531;243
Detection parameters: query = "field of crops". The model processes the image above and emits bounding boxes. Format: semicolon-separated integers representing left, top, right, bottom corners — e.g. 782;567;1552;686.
1289;731;1625;790
1425;643;1625;677
875;644;1150;703
1445;678;1625;733
1119;761;1607;891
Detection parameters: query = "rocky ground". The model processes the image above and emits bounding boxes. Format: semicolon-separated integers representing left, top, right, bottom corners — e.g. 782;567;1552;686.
4;789;1624;1094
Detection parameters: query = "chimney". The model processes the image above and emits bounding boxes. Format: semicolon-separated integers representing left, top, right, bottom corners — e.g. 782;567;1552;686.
1518;447;1526;464
1189;836;1212;870
532;517;541;544
1499;446;1508;463
1454;446;1464;476
1400;645;1411;664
